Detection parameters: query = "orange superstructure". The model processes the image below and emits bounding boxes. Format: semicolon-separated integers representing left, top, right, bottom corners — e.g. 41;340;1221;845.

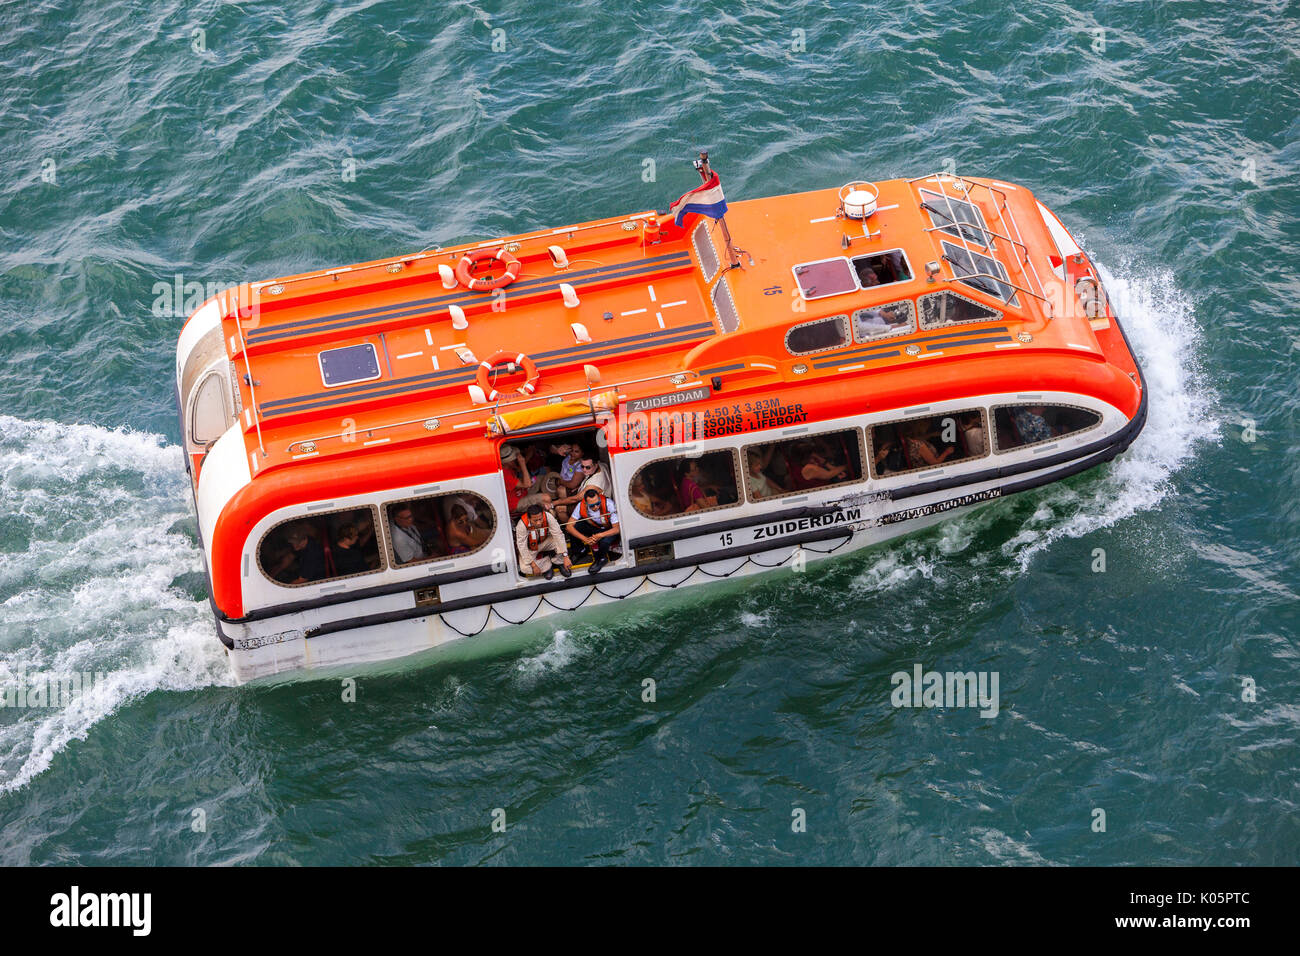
176;166;1145;679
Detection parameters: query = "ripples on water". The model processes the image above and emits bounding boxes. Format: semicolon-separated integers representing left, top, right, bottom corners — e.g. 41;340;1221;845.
0;0;1295;864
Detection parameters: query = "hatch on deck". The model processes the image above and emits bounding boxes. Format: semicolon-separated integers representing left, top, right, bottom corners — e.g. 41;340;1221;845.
319;343;381;388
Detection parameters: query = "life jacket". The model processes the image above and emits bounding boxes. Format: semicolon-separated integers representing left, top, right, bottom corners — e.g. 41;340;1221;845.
524;510;550;550
580;491;615;529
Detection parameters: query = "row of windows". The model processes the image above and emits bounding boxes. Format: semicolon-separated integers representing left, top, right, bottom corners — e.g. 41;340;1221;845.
628;403;1102;519
785;290;1003;356
254;403;1103;584
257;492;496;588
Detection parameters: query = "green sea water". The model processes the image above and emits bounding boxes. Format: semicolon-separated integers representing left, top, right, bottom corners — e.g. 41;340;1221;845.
0;0;1296;864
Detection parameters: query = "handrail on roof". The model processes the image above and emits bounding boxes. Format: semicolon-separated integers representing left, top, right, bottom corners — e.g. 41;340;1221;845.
255;212;659;294
908;173;1054;319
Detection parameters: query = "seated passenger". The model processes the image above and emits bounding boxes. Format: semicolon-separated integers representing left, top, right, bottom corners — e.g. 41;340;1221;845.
746;448;783;499
390;505;431;564
629;474;673;516
795;441;848;486
873;433;905;475
553;455;611;517
959;412;985;457
332;524;369;576
445;509;488;554
284;524;326;583
1012;405;1054;444
566;487;621;575
515;503;572;579
903;419;954;467
676;458;715;512
556;445;587;497
501;444;551;514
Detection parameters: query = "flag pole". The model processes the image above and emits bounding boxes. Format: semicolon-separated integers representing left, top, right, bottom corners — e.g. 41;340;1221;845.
696;151;741;269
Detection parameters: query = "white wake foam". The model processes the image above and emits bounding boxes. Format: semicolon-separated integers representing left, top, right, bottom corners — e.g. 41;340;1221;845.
0;417;231;794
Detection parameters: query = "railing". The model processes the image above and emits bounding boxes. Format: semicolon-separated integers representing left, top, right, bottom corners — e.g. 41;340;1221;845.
283;367;704;457
232;301;266;458
908;173;1054;317
254;212;660;295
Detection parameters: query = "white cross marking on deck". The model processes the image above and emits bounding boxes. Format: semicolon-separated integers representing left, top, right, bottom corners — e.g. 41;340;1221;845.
621;308;646;316
656;312;664;329
396;351;423;360
661;300;687;308
439;342;466;350
431;355;440;369
424;329;433;345
648;285;657;302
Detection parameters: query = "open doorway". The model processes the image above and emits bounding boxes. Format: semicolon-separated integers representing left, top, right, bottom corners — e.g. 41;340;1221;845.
498;426;622;578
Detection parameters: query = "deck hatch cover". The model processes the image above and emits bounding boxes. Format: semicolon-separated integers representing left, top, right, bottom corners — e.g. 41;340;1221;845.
319;343;382;388
792;257;857;300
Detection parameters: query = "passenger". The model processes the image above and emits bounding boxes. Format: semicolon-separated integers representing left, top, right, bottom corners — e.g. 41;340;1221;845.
629;474;673;516
332;524;369;576
284;524;326;583
1012;405;1054;444
515;503;572;579
390;505;430;564
859;265;880;287
873;434;905;474
795;440;848;485
903;419;954;467
566;487;621;574
501;444;552;513
676;458;715;512
746;448;783;499
554;455;611;517
556;445;587;497
445;508;487;554
959;412;985;458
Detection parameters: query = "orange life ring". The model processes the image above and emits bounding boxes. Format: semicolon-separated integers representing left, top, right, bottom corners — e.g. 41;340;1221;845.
476;350;539;401
455;247;522;292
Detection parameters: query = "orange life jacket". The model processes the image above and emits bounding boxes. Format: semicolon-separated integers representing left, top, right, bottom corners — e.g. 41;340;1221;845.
579;491;615;529
524;510;550;550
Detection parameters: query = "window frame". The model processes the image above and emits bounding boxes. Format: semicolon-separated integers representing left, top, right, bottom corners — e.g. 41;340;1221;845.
939;240;1019;306
628;448;743;521
866;408;990;479
852;298;918;343
849;248;915;291
990;402;1103;454
381;490;498;569
256;504;386;589
711;275;741;333
917;289;1004;331
692;220;720;284
919;188;993;246
741;428;866;504
784;314;850;356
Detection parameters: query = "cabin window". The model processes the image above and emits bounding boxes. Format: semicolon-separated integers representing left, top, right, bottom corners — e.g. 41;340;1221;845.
854;298;916;342
190;371;229;445
785;315;849;355
319;343;382;388
383;491;496;567
257;506;384;587
992;404;1102;453
711;276;741;333
918;290;1002;330
920;189;992;246
743;429;864;502
867;409;988;478
851;249;912;289
629;449;741;519
940;241;1018;305
693;221;720;284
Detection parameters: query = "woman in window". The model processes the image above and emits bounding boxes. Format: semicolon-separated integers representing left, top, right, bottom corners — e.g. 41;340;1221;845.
676;459;716;512
903;420;955;468
795;441;848;486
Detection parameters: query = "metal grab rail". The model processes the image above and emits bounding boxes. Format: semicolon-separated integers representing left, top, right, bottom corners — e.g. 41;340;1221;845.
908;173;1054;319
255;212;659;295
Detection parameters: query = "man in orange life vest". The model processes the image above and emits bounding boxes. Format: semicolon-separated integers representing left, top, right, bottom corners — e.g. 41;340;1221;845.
514;503;572;579
566;487;621;575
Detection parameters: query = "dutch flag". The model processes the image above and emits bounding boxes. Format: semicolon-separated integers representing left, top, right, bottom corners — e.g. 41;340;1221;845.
668;171;728;227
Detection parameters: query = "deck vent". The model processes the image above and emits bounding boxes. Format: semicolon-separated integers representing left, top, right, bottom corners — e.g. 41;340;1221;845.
318;343;381;388
438;264;457;289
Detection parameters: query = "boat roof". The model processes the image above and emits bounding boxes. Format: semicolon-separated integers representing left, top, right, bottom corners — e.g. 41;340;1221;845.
203;173;1116;483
